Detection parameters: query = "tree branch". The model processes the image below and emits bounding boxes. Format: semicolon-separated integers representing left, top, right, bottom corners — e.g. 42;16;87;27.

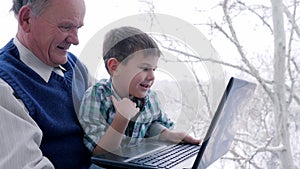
237;0;273;33
282;1;300;38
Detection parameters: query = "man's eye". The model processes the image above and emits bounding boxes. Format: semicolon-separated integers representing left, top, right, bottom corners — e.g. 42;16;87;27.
59;26;74;32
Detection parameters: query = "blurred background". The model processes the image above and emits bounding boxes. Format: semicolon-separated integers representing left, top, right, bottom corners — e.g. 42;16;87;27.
1;0;299;168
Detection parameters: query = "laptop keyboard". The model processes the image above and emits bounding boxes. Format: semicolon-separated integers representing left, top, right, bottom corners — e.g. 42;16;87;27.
129;144;200;168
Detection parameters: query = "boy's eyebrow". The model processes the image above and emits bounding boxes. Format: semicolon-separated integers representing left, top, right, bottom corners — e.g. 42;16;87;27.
139;63;157;68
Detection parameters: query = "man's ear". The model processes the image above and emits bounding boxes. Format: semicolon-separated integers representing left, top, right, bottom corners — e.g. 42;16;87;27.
107;58;120;76
18;5;32;33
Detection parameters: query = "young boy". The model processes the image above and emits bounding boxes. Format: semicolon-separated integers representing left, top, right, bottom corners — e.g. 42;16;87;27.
78;26;199;155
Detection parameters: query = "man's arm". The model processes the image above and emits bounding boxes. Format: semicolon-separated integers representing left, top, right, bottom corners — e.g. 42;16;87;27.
0;79;54;169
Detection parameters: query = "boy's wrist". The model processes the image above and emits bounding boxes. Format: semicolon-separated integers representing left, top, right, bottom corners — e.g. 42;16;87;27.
109;112;130;134
159;129;170;141
115;112;131;123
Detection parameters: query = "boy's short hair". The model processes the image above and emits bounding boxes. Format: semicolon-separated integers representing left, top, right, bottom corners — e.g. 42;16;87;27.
103;26;161;73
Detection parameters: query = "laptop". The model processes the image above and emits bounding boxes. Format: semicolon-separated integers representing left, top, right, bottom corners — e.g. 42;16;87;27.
91;77;257;169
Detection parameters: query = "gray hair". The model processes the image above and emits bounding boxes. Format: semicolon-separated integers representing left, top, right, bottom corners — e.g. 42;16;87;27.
11;0;50;17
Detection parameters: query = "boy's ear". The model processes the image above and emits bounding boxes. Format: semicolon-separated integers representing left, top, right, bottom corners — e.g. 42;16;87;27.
18;5;32;33
107;58;120;75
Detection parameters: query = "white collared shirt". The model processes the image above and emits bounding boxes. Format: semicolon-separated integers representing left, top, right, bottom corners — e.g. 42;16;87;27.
13;38;64;82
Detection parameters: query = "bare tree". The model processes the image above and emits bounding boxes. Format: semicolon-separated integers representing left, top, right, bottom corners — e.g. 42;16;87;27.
201;0;299;168
210;0;299;168
271;0;295;168
140;0;299;168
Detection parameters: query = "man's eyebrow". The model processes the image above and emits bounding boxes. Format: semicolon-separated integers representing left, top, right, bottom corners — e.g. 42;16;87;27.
78;23;84;28
58;21;84;28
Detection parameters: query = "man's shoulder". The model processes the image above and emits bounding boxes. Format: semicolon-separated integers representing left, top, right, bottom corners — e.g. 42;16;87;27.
0;39;16;57
66;52;79;66
67;51;77;59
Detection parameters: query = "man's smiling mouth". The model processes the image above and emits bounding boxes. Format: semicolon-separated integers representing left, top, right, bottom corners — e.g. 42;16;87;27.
57;44;70;50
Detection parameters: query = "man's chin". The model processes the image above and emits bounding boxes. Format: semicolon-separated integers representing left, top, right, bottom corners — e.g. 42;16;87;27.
53;54;68;65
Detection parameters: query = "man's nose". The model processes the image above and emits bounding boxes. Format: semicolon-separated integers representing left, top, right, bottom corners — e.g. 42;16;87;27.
67;28;79;45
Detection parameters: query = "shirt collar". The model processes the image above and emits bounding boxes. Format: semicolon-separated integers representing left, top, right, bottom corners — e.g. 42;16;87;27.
110;80;122;101
13;37;55;82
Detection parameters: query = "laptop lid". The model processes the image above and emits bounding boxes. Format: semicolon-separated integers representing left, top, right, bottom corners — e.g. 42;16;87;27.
192;77;257;168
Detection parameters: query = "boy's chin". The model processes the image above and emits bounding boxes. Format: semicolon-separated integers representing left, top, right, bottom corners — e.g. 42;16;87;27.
130;90;148;99
132;93;147;99
135;95;146;99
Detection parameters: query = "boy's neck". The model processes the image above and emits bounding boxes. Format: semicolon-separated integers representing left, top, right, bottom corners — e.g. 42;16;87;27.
111;79;130;100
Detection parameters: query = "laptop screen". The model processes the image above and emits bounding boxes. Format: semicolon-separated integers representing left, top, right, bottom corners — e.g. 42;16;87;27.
193;77;257;168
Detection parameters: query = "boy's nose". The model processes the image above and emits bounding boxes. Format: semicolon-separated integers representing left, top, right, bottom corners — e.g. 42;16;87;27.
147;70;155;80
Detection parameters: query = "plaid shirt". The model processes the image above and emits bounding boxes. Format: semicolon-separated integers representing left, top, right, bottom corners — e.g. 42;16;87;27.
78;79;174;152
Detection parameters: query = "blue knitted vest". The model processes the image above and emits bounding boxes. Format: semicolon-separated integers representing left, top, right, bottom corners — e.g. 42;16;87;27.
0;39;91;169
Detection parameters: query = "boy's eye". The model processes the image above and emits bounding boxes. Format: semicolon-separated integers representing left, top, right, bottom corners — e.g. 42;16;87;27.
140;67;156;72
141;67;149;71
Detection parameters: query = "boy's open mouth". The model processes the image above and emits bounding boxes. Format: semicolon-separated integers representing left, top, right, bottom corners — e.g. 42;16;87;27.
140;83;150;89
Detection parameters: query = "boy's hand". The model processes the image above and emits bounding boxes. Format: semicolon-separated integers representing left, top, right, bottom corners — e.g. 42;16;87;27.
111;95;140;120
159;129;201;145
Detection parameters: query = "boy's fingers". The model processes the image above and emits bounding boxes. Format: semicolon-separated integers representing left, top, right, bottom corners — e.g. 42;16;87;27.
110;96;140;119
111;95;117;103
183;135;201;145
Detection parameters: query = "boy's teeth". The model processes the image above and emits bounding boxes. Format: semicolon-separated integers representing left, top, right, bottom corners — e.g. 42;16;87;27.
141;84;148;87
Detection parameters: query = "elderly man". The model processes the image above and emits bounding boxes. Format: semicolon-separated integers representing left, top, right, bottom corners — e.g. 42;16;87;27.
0;0;93;168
